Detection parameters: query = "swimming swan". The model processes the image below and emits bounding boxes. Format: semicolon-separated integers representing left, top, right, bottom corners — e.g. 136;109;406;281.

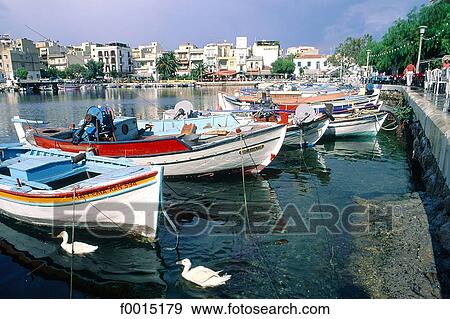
56;231;98;255
176;258;231;288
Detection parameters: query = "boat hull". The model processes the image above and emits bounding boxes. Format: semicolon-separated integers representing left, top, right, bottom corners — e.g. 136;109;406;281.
30;124;287;177
324;112;388;138
284;119;330;146
0;160;163;240
132;124;287;176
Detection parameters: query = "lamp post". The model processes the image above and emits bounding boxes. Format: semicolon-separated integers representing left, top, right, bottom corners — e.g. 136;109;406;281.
366;49;371;83
416;25;428;72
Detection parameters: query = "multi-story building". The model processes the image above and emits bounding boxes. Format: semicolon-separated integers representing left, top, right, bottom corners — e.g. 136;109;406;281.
203;43;219;72
251;40;281;68
286;46;319;57
90;42;133;76
132;42;162;80
217;41;232;70
0;35;41;81
234;36;250;73
174;43;196;76
47;51;85;71
189;47;204;70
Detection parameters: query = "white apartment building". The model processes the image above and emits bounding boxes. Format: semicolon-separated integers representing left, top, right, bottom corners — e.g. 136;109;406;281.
132;42;162;80
174;43;196;76
294;54;330;75
189;47;204;70
252;40;281;68
91;42;133;76
234;36;250;73
203;43;219;72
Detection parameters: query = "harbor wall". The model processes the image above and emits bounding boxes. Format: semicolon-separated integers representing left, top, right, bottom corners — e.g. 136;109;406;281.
382;86;450;294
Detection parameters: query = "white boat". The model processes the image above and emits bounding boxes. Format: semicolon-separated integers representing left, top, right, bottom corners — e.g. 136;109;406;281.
0;144;163;239
13;106;287;177
324;111;388;138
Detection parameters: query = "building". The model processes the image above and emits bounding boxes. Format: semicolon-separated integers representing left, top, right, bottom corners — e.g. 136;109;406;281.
189;47;204;70
286;46;319;57
90;42;133;76
217;41;233;70
293;54;330;75
251;40;281;68
47;51;85;71
132;42;162;80
203;43;219;72
0;35;41;81
233;36;250;73
174;43;197;76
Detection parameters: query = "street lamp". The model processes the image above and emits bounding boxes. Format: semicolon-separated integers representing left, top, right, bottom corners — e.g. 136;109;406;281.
416;25;428;72
366;49;371;83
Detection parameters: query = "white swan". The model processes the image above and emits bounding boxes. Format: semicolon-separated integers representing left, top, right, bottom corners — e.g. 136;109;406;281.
56;231;98;255
176;258;231;288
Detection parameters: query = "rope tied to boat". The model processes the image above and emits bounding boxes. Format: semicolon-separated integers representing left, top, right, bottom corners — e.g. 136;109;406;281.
239;134;280;299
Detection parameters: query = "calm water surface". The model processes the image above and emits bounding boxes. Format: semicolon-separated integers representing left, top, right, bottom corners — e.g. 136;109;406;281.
0;88;413;298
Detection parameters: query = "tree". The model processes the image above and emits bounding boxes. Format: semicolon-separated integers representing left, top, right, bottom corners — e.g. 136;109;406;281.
16;67;28;80
65;64;85;79
191;62;206;80
328;34;374;69
109;69;119;79
82;60;104;80
156;52;180;80
271;56;296;74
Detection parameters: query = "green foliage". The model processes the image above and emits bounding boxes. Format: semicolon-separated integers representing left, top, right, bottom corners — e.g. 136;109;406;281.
41;67;59;79
271;56;295;74
328;34;373;68
109;69;119;79
191;62;206;80
370;1;450;73
393;101;415;124
82;60;104;80
64;64;85;79
16;67;28;80
156;52;180;80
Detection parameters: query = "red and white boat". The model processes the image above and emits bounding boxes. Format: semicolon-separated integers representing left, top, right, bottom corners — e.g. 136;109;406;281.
13;106;287;177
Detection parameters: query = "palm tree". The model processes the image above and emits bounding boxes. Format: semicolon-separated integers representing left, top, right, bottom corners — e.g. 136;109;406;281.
191;62;207;80
156;52;180;80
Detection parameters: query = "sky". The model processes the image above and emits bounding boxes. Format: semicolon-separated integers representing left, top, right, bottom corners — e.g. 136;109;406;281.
0;0;428;53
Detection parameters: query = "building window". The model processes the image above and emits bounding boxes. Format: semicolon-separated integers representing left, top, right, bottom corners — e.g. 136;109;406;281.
316;61;320;69
324;61;328;67
98;51;103;57
111;50;115;56
297;62;301;67
105;51;109;56
307;61;311;67
111;57;116;64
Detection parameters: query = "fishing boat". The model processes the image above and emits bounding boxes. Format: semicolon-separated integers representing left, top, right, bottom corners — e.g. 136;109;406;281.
160;101;329;147
323;111;389;138
219;88;381;113
13;105;287;177
0;144;163;239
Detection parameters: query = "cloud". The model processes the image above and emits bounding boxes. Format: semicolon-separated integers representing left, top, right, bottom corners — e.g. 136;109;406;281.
321;0;426;50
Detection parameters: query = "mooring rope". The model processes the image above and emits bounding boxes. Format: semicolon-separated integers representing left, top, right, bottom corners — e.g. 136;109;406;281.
70;188;76;299
239;133;280;299
298;140;337;276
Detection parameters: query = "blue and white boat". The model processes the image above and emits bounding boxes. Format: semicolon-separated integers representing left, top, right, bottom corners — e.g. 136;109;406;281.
0;144;163;239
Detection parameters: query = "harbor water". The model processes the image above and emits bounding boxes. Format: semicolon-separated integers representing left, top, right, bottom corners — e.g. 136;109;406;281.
0;87;428;298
